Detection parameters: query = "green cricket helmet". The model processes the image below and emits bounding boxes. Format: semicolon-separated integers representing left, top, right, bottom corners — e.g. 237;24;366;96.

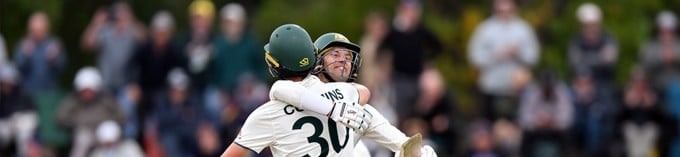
312;32;362;82
264;24;317;79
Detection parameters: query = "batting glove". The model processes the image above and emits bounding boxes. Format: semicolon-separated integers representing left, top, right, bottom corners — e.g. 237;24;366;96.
329;101;370;133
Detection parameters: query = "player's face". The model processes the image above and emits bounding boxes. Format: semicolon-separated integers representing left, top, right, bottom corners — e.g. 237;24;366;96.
321;46;353;82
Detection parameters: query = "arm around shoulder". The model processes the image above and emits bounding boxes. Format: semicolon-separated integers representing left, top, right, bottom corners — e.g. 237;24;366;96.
352;83;371;105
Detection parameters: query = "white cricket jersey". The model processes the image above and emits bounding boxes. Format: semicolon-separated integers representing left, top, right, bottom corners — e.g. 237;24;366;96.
235;76;361;157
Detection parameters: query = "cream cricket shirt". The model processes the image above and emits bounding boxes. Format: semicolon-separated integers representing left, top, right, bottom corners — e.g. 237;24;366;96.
235;76;360;156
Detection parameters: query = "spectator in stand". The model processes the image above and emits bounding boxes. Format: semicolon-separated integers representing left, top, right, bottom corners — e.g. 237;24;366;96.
614;67;674;157
653;11;680;157
89;120;144;157
196;123;221;157
518;70;573;157
359;10;391;93
208;3;267;136
81;1;145;93
568;2;618;89
464;120;507;157
640;10;680;90
125;10;183;139
0;64;38;157
493;119;522;157
468;0;538;121
153;68;213;157
210;2;266;93
181;0;216;93
414;67;459;156
13;11;67;96
56;67;125;157
379;0;443;121
570;68;617;157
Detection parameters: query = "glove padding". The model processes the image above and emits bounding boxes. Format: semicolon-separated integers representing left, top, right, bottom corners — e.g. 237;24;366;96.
395;133;437;157
329;101;370;133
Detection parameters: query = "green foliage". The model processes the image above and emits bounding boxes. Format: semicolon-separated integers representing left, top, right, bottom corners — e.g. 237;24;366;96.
252;0;396;41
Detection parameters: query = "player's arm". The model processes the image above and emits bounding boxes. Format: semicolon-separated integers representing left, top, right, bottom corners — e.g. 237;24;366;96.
269;80;368;113
221;143;250;157
353;85;436;156
345;83;410;150
352;83;370;105
269;80;367;129
362;104;438;157
345;82;436;156
222;107;273;157
361;104;408;151
269;80;334;116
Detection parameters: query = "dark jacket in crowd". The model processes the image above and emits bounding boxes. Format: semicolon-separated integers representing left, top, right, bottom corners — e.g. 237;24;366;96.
0;86;34;119
380;23;442;78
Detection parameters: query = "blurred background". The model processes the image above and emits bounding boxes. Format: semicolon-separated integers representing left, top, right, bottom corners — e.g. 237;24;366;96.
2;0;680;157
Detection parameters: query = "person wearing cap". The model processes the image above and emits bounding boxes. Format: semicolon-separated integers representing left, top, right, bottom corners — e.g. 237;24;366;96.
379;0;443;123
181;0;217;93
56;67;125;157
568;2;619;89
89;120;144;157
468;0;539;121
153;68;212;157
205;3;267;133
0;64;37;157
210;2;266;93
640;10;680;89
125;10;184;139
14;11;67;96
81;2;146;93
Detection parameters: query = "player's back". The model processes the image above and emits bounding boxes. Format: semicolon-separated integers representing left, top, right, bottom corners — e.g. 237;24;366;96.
235;76;361;156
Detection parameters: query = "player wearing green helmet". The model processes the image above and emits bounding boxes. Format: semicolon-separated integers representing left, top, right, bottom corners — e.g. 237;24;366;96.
222;24;369;157
312;32;363;83
266;32;438;157
263;24;317;79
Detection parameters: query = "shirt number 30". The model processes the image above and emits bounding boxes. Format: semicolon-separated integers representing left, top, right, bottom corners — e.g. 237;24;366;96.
292;116;350;157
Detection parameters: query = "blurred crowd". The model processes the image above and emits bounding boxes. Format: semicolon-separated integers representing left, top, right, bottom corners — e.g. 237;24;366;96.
1;0;680;157
1;0;265;157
